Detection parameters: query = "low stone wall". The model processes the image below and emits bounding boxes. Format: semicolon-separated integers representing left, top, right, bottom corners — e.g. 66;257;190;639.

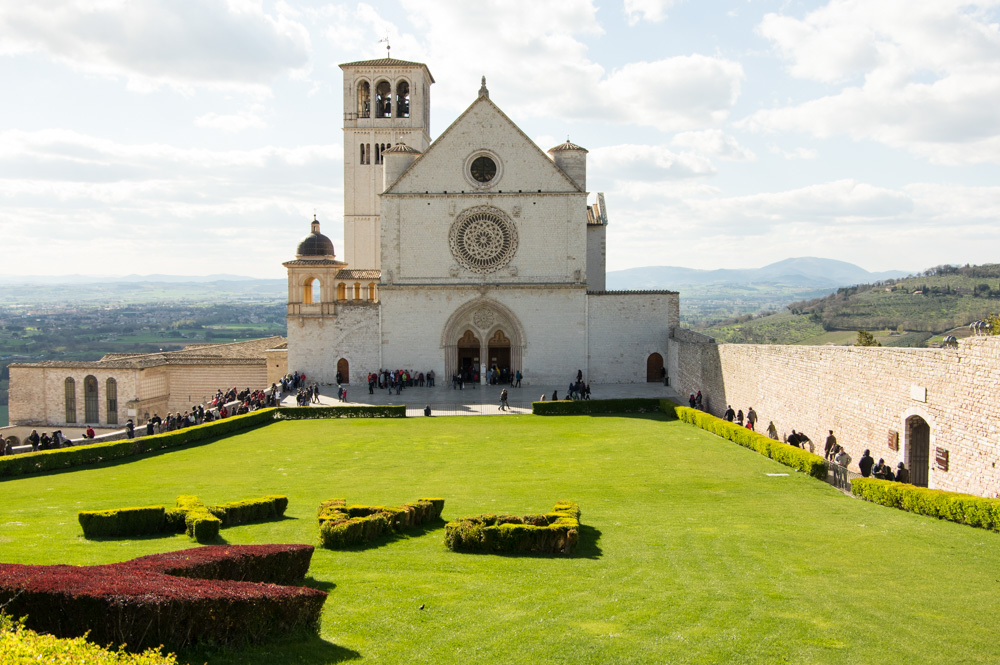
669;333;1000;497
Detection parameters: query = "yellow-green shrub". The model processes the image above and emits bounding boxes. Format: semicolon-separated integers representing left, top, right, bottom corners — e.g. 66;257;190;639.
852;477;1000;531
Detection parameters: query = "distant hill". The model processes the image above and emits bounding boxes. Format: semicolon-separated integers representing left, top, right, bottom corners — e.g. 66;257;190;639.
701;263;1000;346
606;257;909;290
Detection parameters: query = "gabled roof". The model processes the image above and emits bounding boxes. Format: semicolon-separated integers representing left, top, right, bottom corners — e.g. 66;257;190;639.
384;93;584;195
339;57;435;83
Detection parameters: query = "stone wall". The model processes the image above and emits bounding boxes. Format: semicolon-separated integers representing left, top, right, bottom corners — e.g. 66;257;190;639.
9;366;140;428
286;302;380;385
588;292;678;383
669;332;1000;497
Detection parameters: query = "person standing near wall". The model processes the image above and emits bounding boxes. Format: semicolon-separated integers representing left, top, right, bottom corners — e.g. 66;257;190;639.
834;447;852;489
724;405;735;422
746;407;757;430
824;431;838;460
859;450;874;477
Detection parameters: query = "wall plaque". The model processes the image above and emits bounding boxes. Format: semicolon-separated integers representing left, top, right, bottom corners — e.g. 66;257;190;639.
935;447;949;472
887;430;899;451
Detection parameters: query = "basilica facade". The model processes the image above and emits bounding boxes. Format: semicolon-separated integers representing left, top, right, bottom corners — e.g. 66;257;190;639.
283;56;679;386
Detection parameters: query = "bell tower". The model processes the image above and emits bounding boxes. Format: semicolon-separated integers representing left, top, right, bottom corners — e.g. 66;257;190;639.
340;55;434;270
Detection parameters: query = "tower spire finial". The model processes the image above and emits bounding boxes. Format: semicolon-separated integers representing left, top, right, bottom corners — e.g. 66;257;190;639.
379;35;390;58
479;75;489;98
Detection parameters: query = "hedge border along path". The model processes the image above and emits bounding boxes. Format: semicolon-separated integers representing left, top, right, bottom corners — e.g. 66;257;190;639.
0;405;404;480
852;477;1000;532
661;400;829;480
444;501;581;555
78;494;289;542
317;498;445;548
0;544;326;652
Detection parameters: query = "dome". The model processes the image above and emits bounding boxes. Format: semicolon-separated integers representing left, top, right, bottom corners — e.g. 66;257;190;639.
296;216;335;258
548;139;588;153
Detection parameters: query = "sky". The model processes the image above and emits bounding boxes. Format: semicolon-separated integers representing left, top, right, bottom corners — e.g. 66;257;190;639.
2;0;999;279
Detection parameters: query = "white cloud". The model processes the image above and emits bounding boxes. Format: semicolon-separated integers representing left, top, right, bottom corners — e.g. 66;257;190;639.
750;0;1000;164
195;106;268;132
589;144;715;183
672;130;756;161
623;0;677;26
0;0;311;92
767;144;817;160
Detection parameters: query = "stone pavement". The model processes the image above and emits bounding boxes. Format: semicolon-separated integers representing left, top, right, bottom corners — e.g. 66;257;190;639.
280;380;685;417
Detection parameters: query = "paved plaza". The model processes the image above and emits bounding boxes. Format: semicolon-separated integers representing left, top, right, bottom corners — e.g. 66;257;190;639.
279;380;685;417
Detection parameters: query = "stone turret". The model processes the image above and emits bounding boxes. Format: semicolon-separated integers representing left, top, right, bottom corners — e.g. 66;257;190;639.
382;142;421;192
548;140;588;191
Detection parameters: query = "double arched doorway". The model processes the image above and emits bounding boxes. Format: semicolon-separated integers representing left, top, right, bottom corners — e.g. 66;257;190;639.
443;299;524;383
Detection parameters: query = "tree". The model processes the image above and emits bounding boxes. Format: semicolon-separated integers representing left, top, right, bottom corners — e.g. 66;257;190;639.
856;330;882;347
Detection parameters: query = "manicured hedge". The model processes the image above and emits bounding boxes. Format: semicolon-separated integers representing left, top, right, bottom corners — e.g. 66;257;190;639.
662;400;828;480
852;477;1000;531
0;544;326;652
0;613;179;664
80;494;288;543
532;398;665;416
445;501;581;555
275;405;406;419
77;505;166;538
317;497;445;549
0;409;277;479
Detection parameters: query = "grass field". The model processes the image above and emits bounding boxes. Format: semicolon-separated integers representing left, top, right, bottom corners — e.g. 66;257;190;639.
2;415;999;664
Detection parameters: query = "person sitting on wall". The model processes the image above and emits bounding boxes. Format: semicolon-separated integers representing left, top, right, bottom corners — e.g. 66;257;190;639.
895;462;909;484
859;450;875;477
874;458;892;480
125;419;135;439
797;432;813;453
85;425;95;439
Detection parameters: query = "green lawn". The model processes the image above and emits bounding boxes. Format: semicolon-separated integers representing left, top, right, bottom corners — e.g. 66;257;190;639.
2;415;999;664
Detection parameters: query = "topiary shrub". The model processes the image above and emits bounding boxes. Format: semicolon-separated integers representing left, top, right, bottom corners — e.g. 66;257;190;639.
661;399;828;479
317;497;444;549
852;477;1000;531
533;398;662;416
445;501;580;555
275;405;406;419
0;544;325;652
78;505;166;538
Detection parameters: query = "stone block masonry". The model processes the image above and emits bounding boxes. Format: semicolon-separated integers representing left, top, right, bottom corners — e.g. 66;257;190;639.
670;332;1000;497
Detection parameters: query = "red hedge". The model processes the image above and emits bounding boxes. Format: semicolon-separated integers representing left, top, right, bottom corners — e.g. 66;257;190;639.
0;544;326;651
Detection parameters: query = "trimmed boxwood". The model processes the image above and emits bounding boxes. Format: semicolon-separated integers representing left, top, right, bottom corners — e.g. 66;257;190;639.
275;405;406;419
661;400;828;479
209;494;288;526
445;501;581;555
78;505;166;538
852;477;1000;531
0;408;277;480
533;398;663;416
317;497;445;549
0;613;179;664
0;544;326;652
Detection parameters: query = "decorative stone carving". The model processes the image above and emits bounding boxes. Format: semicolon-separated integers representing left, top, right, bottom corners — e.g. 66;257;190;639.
448;206;518;274
473;307;495;330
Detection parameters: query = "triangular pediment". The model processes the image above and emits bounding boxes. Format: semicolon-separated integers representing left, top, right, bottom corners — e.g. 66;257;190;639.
384;95;583;195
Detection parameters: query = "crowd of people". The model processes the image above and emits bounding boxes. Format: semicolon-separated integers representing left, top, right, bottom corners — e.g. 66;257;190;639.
369;369;435;395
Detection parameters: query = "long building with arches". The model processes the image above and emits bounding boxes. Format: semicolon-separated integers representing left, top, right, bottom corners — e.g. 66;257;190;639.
283;56;678;386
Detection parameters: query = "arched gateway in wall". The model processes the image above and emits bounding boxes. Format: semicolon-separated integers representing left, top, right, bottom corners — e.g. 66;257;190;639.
441;299;525;382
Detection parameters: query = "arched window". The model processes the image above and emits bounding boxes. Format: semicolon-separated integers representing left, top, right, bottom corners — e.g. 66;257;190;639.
375;143;381;165
357;80;371;118
368;282;377;301
84;375;99;424
375;80;391;117
304;277;321;304
360;143;365;164
64;377;77;424
106;378;118;425
353;282;361;300
366;143;371;165
396;80;410;118
337;282;347;301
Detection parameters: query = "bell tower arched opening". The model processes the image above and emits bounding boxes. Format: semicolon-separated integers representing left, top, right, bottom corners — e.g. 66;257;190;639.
396;80;410;117
375;80;391;117
357;80;370;118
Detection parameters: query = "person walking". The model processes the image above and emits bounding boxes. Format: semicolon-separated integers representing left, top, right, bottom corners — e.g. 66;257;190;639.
824;430;838;460
499;388;509;411
746;407;757;430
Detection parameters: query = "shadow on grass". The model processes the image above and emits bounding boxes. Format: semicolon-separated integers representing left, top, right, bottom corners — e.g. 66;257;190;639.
181;630;361;665
303;575;337;592
319;520;446;553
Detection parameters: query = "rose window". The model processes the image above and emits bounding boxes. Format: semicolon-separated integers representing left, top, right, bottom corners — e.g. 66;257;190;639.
449;207;518;273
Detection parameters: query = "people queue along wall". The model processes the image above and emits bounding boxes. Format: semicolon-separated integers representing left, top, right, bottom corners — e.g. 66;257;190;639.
691;391;911;487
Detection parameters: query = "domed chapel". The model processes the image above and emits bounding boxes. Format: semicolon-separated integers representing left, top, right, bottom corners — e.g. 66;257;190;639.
283;56;679;385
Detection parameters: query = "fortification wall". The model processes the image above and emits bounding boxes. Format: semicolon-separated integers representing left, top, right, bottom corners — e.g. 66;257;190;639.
587;292;678;383
669;333;1000;497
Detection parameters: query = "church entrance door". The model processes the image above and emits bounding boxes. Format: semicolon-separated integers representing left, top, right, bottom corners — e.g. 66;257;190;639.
457;330;480;382
488;330;512;381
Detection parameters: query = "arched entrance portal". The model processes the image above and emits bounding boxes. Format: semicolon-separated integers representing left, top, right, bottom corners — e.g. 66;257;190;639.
646;353;664;382
337;358;350;384
905;415;930;487
457;330;480;382
442;299;526;383
488;330;511;378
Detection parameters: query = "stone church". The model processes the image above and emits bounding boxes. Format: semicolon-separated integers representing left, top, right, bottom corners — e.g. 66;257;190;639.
283;56;679;385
